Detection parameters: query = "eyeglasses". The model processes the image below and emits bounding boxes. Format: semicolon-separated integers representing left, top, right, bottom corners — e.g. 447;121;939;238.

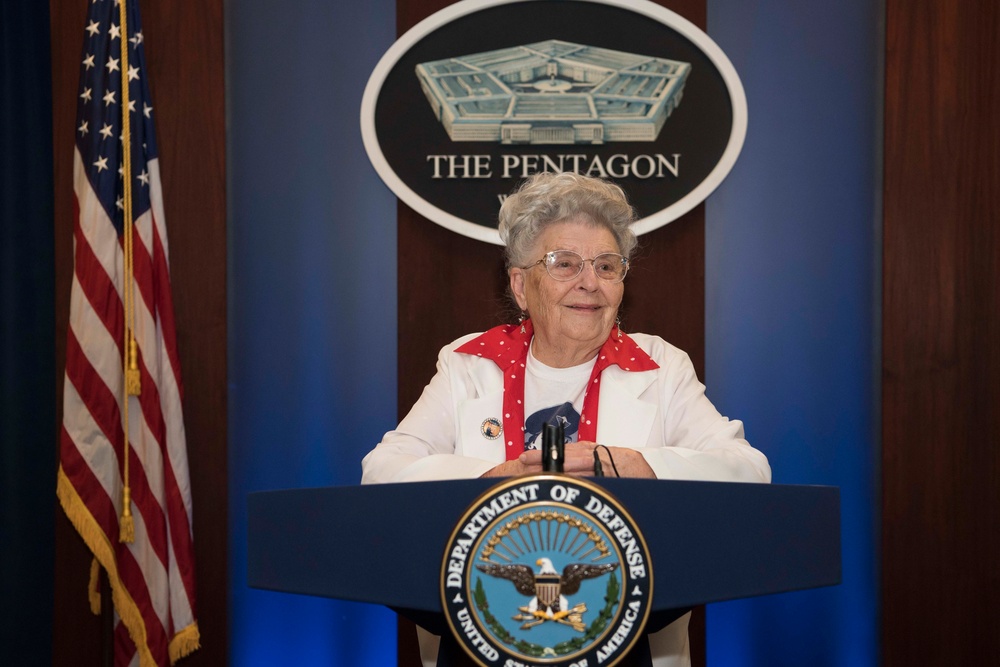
523;250;629;283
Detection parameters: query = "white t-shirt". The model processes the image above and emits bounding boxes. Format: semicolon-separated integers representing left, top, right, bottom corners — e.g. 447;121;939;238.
522;349;595;450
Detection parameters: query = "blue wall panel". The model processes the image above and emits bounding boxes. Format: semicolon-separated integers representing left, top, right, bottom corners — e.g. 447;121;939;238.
706;1;880;665
227;1;399;663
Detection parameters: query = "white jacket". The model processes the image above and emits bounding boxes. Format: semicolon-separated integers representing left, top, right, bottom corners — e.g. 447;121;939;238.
362;331;771;485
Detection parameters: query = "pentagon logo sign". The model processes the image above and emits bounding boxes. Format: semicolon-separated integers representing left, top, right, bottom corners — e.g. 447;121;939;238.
361;0;748;244
415;40;691;145
441;476;652;666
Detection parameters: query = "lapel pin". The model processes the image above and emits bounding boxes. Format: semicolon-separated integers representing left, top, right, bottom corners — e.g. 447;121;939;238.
481;417;502;440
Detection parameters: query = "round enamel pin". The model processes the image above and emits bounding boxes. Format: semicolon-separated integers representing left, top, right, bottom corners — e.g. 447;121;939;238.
481;417;502;440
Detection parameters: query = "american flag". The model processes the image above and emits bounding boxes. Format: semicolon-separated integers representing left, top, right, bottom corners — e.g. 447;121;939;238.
57;0;199;665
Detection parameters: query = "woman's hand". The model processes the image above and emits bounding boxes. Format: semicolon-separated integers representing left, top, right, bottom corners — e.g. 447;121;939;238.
480;453;544;477
562;441;655;478
480;442;655;479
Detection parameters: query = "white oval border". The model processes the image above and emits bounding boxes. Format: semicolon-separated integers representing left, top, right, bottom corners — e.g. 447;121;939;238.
360;0;748;245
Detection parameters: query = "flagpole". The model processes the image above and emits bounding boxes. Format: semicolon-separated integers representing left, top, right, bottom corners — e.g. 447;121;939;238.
118;0;139;544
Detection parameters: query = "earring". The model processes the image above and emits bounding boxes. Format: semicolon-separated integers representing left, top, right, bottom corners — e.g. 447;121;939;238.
519;311;528;334
616;317;623;341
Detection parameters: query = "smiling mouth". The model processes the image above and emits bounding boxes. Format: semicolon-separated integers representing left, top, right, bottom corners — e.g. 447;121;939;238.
566;304;601;311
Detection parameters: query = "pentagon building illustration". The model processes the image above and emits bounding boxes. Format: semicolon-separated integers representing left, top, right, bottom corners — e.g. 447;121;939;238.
415;40;691;144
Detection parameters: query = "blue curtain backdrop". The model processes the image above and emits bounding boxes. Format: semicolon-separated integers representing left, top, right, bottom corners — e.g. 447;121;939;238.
226;1;880;665
0;2;56;664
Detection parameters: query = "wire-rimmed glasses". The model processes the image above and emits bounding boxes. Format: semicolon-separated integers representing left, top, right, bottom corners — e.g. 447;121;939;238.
523;250;629;283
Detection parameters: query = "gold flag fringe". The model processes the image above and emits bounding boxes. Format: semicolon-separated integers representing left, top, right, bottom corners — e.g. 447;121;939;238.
58;467;201;665
169;622;201;664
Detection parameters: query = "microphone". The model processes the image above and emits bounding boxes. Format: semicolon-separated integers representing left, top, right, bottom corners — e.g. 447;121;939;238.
541;420;565;473
593;448;604;477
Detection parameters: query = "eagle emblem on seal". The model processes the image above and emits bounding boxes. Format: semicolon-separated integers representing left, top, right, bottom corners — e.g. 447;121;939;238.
476;557;619;631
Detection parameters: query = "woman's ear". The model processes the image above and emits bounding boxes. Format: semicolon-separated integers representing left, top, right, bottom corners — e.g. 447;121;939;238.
509;268;528;311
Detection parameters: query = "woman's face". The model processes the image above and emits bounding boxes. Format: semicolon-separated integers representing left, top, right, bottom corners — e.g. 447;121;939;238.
510;218;624;363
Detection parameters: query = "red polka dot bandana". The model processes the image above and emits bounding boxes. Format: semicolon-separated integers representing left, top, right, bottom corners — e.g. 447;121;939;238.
456;321;659;460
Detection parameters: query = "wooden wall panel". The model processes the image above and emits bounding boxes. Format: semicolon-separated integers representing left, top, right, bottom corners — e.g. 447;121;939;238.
883;1;1000;664
396;2;707;666
50;1;228;665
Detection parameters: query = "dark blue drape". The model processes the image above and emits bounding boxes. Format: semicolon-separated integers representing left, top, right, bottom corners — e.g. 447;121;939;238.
0;1;56;663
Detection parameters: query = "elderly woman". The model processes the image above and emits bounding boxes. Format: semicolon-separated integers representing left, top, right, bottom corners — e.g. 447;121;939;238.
362;172;769;667
363;172;768;484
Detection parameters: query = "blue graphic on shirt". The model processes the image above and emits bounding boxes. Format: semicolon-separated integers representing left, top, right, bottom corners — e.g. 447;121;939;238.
524;403;580;451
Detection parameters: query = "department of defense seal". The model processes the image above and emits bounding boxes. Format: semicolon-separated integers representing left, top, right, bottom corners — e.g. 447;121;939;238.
441;476;653;667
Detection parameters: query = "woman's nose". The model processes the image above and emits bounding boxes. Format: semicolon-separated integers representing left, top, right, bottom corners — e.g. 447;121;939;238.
576;261;601;288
